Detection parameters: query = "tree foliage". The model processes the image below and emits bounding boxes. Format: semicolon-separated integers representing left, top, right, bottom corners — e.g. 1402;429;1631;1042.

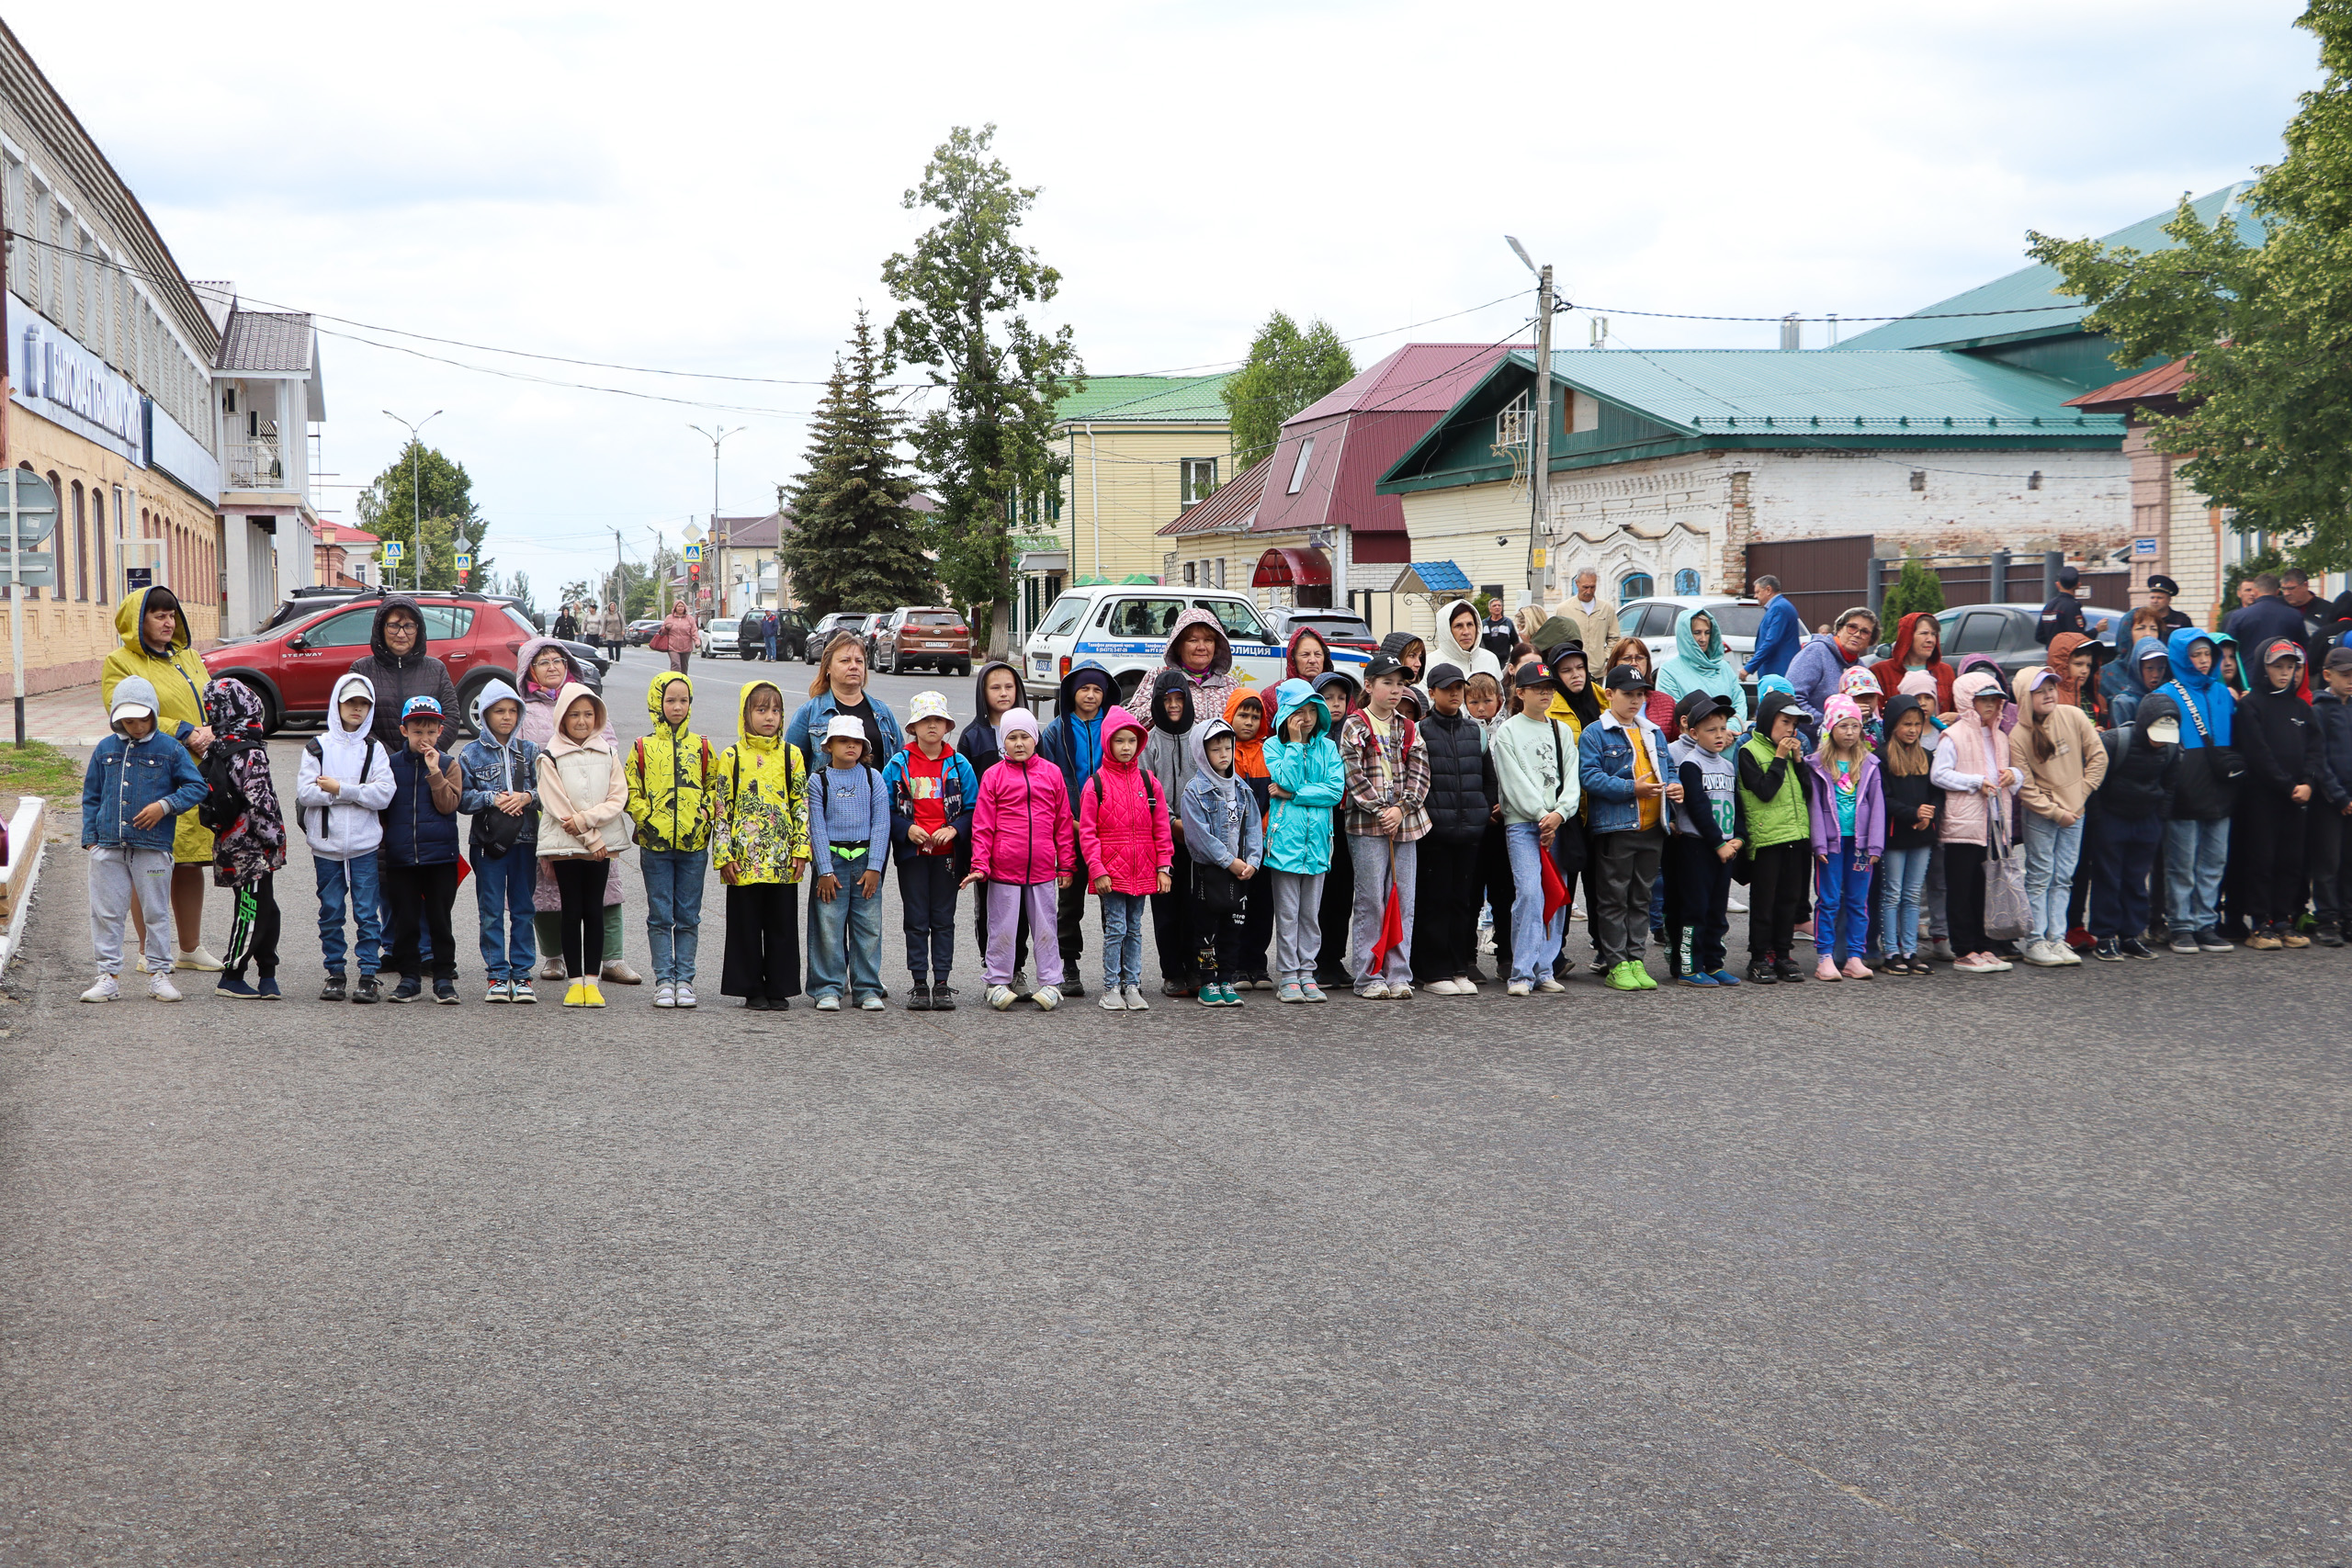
356;440;490;592
1879;557;1948;624
1223;312;1355;471
882;125;1082;649
780;311;934;616
2026;3;2352;568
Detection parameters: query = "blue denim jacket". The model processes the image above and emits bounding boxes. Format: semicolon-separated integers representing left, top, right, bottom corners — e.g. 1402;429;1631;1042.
1577;710;1672;835
82;728;208;851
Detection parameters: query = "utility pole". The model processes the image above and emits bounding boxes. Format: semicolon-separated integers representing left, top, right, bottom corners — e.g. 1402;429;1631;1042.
1504;239;1554;607
689;424;740;614
612;526;628;626
383;409;442;592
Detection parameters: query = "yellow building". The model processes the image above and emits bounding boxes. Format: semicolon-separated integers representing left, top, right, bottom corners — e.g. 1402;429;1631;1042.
1053;375;1233;585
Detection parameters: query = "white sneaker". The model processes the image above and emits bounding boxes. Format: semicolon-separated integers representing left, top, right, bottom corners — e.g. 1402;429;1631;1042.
2021;942;2062;968
2056;943;2084;966
987;985;1016;1010
1099;990;1127;1011
1725;894;1748;913
1356;983;1389;999
815;994;842;1011
1507;980;1533;997
1425;977;1460;996
653;982;676;1008
1537;977;1567;993
1121;984;1149;1011
858;994;886;1010
1452;976;1477;994
674;983;696;1009
1033;985;1061;1011
175;946;222;973
149;972;183;1002
1387;984;1412;1000
80;975;121;1003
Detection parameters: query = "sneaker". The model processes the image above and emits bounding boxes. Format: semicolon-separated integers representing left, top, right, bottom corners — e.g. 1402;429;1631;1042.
2117;939;2158;961
2021;942;2064;967
2197;929;2233;953
1982;953;2014;972
1815;956;1842;982
538;954;567;983
1536;976;1566;993
511;979;537;1004
487;980;514;1003
1121;984;1149;1011
2092;938;2124;962
1506;980;1533;997
1277;982;1306;1003
2245;928;2283;951
1424;978;1460;997
217;974;262;999
1299;982;1327;1004
319;974;347;1003
1744;959;1779;985
1197;986;1224;1007
744;996;773;1011
561;979;586;1007
907;983;933;1011
2169;931;2200;953
1839;958;1872;980
1388;983;1412;1001
1356;983;1389;1000
1602;961;1645;991
1928;939;1958;964
1725;894;1748;913
986;986;1014;1011
1952;953;1996;974
2055;942;2084;965
653;983;676;1009
1773;956;1807;984
1063;976;1086;998
1033;986;1061;1011
258;977;283;999
930;986;956;1010
175;946;223;973
1680;970;1719;987
148;972;182;1002
817;994;844;1012
2064;926;2096;952
600;961;643;987
1708;968;1743;987
1244;974;1274;991
1162;982;1196;999
355;974;381;1004
859;994;887;1010
1100;989;1128;1010
435;981;460;1005
581;982;605;1008
1632;964;1657;991
1011;967;1035;999
673;983;694;1009
390;977;424;1003
80;975;121;1003
2282;929;2312;949
2317;927;2346;948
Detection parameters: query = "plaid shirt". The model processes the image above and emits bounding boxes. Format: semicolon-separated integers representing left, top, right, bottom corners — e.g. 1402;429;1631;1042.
1338;707;1431;841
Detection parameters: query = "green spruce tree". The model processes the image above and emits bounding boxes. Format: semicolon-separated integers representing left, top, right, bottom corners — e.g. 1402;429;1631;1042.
1879;557;1947;624
781;311;933;616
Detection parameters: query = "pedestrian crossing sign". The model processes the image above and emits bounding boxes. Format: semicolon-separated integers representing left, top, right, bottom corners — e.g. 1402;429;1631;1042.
684;543;704;563
455;553;473;571
383;540;405;562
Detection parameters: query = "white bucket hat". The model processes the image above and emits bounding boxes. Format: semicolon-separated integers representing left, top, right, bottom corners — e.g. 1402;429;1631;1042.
822;715;868;748
906;691;955;726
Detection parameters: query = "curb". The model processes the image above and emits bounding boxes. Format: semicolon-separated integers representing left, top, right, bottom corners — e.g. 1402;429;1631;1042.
0;795;47;984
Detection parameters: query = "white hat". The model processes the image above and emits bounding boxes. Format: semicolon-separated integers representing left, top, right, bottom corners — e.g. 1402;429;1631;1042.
906;691;955;726
822;715;868;747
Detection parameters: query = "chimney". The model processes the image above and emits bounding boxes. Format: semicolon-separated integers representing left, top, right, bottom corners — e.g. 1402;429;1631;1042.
1779;313;1802;352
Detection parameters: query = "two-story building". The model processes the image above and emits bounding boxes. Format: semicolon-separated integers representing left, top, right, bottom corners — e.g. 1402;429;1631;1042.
198;283;326;635
1051;374;1234;586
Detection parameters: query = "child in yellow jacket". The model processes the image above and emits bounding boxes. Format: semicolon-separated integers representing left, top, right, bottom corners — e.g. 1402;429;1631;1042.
710;679;808;1010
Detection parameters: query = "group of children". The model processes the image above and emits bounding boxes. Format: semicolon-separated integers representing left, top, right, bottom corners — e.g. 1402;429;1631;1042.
80;604;2352;1011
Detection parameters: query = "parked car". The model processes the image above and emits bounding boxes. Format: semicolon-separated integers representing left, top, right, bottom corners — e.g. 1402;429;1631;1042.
626;618;662;646
1930;602;2129;682
698;615;748;659
741;608;812;660
872;606;972;675
1264;608;1378;657
1021;584;1369;707
1619;596;1766;671
855;613;889;667
199;589;599;739
804;612;867;664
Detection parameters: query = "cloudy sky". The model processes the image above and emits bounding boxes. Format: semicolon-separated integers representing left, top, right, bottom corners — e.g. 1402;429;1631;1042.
12;0;2320;604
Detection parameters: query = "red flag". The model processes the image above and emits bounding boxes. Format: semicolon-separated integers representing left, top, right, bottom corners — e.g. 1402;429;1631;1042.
1367;847;1408;974
1540;848;1570;923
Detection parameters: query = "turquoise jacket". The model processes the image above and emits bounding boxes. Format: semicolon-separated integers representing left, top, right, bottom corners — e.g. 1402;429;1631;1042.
1261;679;1345;874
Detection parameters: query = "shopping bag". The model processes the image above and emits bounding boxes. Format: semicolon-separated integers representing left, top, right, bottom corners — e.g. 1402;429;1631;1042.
1982;816;2030;942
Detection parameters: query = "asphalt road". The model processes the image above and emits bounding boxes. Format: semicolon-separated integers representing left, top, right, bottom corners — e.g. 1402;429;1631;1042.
3;646;2346;1562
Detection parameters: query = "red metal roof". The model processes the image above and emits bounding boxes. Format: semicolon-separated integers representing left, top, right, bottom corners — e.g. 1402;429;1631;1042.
1251;343;1519;539
1158;456;1268;537
2065;357;2193;413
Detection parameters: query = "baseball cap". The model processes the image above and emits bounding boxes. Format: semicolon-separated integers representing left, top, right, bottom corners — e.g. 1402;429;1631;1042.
906;691;955;726
1512;663;1559;690
108;697;153;720
1603;664;1650;693
1674;689;1735;726
1425;662;1468;689
2267;640;2307;663
2325;646;2352;674
401;694;444;719
1363;652;1408;683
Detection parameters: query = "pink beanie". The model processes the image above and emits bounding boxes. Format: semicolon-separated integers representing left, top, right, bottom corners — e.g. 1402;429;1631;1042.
1822;694;1864;730
1897;670;1938;699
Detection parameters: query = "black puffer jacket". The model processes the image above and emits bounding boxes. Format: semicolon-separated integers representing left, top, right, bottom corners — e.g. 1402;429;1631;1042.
2098;692;2182;821
2234;641;2324;795
343;595;458;751
1419;707;1494;842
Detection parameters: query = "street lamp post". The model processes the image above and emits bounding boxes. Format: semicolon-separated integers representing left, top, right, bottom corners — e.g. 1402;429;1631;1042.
383;409;443;592
689;424;740;615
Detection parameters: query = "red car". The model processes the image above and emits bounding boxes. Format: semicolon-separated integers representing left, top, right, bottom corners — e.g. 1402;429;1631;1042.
202;590;554;737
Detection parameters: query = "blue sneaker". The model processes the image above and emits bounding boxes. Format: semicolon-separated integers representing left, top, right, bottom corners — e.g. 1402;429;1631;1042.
1679;970;1719;987
255;976;283;999
216;974;261;999
1708;968;1743;987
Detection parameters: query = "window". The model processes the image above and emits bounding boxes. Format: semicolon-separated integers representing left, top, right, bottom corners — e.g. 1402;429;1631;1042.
1214;557;1227;590
1195;597;1269;643
94;491;107;603
418;606;476;641
301;609;377;648
909;611;961;626
1950;611;2008;654
1673;569;1701;595
1182;561;1197;586
502;605;541;637
1617;572;1654;604
1181;457;1218;508
1107;598;1186;640
72;480;88;600
1909;469;1927;492
1036;595;1090;638
1285;437;1316;496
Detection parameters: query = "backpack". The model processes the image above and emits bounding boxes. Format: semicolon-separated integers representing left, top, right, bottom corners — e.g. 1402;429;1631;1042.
1088;767;1160;817
300;734;382;840
198;740;260;833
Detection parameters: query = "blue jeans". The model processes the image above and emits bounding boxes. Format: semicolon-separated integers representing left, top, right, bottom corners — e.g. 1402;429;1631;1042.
1101;891;1147;987
316;852;383;976
1814;838;1873;964
1505;821;1566;984
807;863;884;1001
2164;818;2230;935
640;848;708;984
1874;845;1932;956
473;842;538;983
2022;812;2084;944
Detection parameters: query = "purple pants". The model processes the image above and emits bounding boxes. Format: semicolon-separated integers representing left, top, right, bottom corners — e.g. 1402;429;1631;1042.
986;881;1063;987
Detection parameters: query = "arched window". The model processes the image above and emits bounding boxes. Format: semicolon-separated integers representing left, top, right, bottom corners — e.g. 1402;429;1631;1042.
1617;571;1654;604
1673;568;1701;595
93;489;106;602
71;480;88;601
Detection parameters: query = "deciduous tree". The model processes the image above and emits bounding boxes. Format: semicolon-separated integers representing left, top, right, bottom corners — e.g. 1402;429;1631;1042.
1223;312;1354;471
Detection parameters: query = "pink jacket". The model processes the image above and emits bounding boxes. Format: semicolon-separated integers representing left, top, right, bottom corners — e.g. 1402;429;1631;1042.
1079;710;1172;895
969;752;1073;886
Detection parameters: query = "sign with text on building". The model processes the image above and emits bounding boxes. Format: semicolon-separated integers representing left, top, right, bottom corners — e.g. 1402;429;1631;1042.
2132;537;2159;558
12;297;146;463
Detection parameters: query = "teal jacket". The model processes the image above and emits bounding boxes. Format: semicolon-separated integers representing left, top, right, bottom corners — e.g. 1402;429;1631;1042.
1261;679;1345;874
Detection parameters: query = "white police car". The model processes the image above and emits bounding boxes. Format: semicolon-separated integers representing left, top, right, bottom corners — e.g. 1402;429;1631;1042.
1023;585;1369;707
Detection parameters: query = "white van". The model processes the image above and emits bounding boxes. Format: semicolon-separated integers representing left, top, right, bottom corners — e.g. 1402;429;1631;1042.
1022;585;1370;707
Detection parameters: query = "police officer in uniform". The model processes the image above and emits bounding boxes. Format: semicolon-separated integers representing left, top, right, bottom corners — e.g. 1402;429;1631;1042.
2035;564;2088;646
2144;574;2192;636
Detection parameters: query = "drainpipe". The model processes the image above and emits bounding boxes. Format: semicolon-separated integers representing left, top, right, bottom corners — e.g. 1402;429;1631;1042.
1085;423;1102;581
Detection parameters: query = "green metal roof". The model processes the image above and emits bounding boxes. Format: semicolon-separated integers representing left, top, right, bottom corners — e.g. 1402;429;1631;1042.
1531;348;2122;434
1834;184;2259;354
1052;373;1235;425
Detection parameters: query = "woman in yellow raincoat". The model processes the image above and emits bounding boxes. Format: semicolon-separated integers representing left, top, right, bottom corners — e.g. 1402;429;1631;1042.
100;585;220;968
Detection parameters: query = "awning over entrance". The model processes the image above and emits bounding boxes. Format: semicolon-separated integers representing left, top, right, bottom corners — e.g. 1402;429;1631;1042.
1251;546;1330;589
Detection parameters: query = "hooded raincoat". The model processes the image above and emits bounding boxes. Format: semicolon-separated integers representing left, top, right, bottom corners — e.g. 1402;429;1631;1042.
536;683;631;857
1870;611;1958;714
711;679;809;885
1262;680;1345;874
2109;637;2170;728
1125;606;1241;725
1654;605;1752;725
625;671;717;852
200;677;287;887
1077;709;1172;894
2159;626;2239;822
101;587;218;862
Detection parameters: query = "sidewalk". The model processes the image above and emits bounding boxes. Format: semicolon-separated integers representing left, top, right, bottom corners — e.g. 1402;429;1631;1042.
12;682;111;746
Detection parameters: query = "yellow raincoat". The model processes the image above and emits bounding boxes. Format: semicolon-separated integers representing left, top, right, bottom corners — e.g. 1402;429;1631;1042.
100;587;216;863
711;680;808;884
625;671;717;852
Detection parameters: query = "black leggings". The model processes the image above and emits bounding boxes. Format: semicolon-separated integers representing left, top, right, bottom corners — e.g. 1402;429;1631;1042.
552;858;608;978
1944;841;1990;955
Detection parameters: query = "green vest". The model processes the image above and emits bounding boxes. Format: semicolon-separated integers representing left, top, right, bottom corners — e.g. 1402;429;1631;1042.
1738;734;1810;851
